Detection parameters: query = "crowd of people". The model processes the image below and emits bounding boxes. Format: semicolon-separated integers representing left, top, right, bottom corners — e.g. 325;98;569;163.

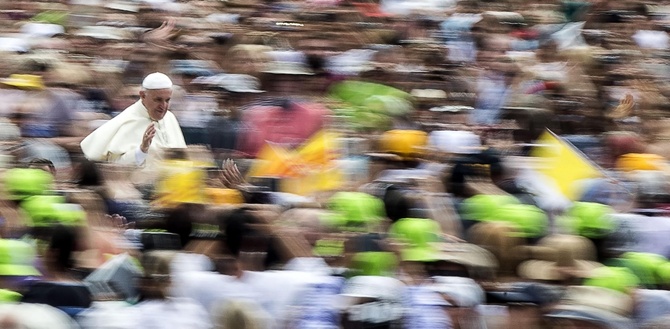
2;0;670;328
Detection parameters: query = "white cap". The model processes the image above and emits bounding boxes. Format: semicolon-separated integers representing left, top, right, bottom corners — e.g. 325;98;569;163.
142;72;173;90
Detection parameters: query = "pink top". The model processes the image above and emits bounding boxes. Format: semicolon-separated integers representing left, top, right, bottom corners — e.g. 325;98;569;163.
239;102;330;157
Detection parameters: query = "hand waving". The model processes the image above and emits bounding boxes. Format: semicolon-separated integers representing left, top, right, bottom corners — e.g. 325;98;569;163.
141;123;156;153
219;159;248;190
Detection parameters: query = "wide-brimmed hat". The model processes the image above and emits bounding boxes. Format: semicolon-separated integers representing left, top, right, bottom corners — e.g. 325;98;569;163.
338;275;405;301
3;168;53;201
410;88;447;99
1;74;45;90
378;130;428;161
461;194;520;222
583;266;640;293
615;252;668;287
429;241;499;273
0;303;79;329
559;202;615;239
351;252;398;277
104;0;140;13
517;234;603;281
0;239;41;277
545;285;635;329
193;74;265;93
261;50;314;75
389;217;441;262
20;22;65;38
73;26;133;41
467;221;527;276
428;276;485;307
324;192;385;232
616;154;666;172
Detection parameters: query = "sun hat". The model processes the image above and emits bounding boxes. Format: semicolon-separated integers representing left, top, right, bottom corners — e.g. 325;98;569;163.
313;239;345;257
616;154;666;172
19;195;66;227
0;74;45;90
561;202;615;239
104;0;140;12
495;204;548;238
324;192;385;231
338;275;406;301
3;168;53;201
0;239;40;277
584;266;640;294
517;234;602;282
410;89;447;99
389;218;441;262
73;26;133;41
0;37;30;53
378;130;428;161
657;262;670;286
612;252;668;287
428;130;483;155
0;289;21;302
20;22;65;38
336;275;406;325
460;194;520;222
0;303;80;329
51;203;87;226
467;221;526;276
430;241;499;274
351;252;398;276
262;50;314;75
193;74;265;93
545;285;635;329
205;188;244;205
428;276;484;307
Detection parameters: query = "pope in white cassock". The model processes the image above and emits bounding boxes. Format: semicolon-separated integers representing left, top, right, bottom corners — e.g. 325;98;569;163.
80;72;186;166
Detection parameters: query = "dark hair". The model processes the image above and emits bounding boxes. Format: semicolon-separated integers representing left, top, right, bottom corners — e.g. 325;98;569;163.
221;208;258;257
28;158;55;173
383;187;412;223
306;54;325;73
219;208;281;268
49;224;78;272
76;159;104;187
163;204;196;248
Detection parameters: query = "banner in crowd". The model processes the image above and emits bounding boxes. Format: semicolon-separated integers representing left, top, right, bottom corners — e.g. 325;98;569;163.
531;130;603;200
247;130;343;196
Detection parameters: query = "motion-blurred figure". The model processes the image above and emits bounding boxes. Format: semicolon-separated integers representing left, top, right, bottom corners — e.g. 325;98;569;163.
80;73;186;167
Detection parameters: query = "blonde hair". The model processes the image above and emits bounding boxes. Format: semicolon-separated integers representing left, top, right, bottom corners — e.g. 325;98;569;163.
213;300;263;329
139;251;178;300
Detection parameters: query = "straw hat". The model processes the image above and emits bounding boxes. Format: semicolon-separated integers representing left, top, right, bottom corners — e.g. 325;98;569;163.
467;221;526;276
517;234;603;282
546;285;635;329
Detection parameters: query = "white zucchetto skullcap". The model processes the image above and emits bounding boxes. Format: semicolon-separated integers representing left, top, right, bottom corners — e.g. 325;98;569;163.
142;72;173;90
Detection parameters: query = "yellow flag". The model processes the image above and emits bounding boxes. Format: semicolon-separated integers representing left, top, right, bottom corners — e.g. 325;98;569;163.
246;130;343;195
297;130;341;166
246;143;298;178
152;160;208;208
531;130;603;200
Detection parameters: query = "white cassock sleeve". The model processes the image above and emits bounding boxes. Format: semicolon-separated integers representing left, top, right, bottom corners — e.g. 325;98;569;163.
113;147;147;166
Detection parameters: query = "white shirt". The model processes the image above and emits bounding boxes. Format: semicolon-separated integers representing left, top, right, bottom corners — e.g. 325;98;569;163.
135;298;211;329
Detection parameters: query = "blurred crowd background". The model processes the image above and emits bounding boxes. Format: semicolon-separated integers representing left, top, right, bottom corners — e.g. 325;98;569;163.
4;0;670;328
